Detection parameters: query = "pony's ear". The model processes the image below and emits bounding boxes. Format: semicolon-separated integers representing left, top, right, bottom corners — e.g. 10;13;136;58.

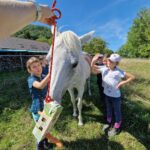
79;31;95;45
51;25;60;37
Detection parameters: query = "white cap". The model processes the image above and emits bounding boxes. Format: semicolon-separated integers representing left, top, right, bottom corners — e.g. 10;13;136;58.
109;53;121;63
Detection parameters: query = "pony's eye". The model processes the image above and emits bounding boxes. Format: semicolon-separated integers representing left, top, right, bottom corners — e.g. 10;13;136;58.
72;62;78;68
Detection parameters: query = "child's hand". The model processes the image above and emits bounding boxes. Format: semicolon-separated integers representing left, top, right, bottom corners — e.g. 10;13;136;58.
91;54;102;66
116;81;125;89
48;72;50;76
93;64;100;70
93;54;102;61
38;111;45;117
39;5;55;24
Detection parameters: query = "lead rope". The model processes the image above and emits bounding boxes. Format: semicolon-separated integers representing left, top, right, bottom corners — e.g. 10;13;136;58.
45;0;61;103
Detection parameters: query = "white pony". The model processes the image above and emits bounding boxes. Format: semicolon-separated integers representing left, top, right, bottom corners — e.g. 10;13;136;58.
46;28;94;125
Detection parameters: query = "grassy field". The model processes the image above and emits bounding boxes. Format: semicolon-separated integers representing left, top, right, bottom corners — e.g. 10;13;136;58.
0;59;150;150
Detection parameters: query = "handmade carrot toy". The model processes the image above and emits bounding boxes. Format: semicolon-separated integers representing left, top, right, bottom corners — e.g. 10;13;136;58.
32;101;63;142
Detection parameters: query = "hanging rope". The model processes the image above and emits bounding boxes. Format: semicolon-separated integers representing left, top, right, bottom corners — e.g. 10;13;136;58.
45;0;61;103
44;0;61;26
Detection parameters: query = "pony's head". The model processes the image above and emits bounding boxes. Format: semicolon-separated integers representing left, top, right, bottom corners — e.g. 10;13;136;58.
46;27;94;102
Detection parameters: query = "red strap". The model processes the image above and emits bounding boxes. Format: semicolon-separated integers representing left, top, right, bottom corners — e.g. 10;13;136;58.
52;0;56;8
45;24;56;103
45;0;61;103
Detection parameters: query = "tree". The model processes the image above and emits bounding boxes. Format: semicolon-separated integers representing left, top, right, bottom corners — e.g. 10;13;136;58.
118;8;150;58
82;37;113;55
13;25;113;55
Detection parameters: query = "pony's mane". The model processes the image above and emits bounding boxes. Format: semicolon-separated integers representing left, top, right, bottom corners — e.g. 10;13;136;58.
59;31;82;54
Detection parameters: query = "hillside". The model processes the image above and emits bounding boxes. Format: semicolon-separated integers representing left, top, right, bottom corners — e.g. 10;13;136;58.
13;24;52;45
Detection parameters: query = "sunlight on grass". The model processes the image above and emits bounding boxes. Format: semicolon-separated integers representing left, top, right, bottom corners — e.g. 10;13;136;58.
0;59;150;150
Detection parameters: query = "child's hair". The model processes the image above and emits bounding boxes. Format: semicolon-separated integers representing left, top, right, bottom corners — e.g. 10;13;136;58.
26;57;40;73
103;54;110;59
103;54;110;62
38;55;45;61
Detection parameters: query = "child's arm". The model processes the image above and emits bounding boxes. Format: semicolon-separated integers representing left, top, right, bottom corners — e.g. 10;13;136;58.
0;1;54;39
33;73;50;89
91;54;102;74
116;72;135;89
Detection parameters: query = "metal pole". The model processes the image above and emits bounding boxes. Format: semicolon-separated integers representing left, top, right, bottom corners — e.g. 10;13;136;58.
20;53;24;70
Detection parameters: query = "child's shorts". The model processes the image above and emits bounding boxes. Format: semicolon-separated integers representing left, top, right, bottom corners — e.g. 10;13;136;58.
32;113;40;122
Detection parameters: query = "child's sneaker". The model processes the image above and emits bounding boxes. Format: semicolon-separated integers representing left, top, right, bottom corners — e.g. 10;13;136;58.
46;133;64;149
43;139;53;150
108;127;121;137
102;124;111;132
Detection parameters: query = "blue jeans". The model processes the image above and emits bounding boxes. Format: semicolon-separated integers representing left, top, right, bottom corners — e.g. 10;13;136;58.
105;95;122;123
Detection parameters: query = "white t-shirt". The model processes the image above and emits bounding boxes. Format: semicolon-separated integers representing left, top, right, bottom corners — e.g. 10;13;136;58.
98;66;125;98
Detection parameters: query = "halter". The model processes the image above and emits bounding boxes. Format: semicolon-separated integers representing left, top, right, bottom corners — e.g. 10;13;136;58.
45;0;61;103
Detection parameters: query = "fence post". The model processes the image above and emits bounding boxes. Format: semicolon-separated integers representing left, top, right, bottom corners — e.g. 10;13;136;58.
20;53;24;70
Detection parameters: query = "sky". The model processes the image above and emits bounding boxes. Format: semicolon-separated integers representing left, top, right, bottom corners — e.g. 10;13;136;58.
34;0;150;51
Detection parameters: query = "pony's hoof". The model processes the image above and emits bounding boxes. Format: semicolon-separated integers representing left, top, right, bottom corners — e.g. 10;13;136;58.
78;122;83;126
73;113;77;117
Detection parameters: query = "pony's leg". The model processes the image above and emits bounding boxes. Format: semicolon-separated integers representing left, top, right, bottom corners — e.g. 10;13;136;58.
77;87;84;126
87;77;92;96
68;88;77;117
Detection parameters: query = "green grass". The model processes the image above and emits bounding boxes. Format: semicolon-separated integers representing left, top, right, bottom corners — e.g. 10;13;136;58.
0;59;150;150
